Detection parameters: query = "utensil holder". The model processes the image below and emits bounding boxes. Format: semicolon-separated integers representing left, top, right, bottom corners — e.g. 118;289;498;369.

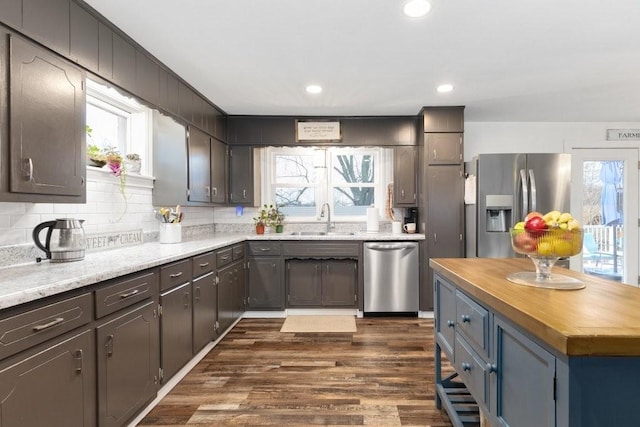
159;223;182;244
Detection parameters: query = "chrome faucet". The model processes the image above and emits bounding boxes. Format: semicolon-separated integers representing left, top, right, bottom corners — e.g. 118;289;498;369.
320;203;334;233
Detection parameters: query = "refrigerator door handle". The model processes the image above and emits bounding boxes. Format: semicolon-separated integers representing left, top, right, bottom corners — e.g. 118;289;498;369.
519;169;528;215
529;169;537;213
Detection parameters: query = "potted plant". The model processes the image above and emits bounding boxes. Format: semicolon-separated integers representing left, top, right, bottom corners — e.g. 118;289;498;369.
124;153;142;174
271;205;285;233
253;206;269;234
87;144;107;167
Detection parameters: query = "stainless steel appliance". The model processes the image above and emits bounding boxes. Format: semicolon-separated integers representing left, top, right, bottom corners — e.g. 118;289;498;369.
472;153;571;258
32;218;86;262
363;242;419;314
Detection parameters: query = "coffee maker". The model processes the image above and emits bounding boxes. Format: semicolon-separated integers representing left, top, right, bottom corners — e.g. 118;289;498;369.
404;207;418;227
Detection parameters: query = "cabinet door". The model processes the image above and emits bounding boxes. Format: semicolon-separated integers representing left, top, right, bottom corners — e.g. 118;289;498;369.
188;127;211;202
427;133;462;165
322;260;357;306
97;300;159;427
427;166;463;258
434;276;456;361
491;317;555;427
9;35;85;198
160;283;193;382
247;257;283;309
287;260;322;306
233;261;246;321
22;0;70;55
98;23;113;79
394;146;417;206
217;264;235;333
112;32;135;92
0;0;21;29
192;272;217;353
422;108;464;133
210;137;227;203
229;146;254;205
70;1;99;71
0;328;95;427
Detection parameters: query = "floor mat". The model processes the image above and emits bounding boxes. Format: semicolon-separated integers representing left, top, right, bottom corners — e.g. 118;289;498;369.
279;315;357;333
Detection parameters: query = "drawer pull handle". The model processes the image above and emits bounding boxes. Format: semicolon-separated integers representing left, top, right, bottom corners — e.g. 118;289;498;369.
106;334;114;357
199;262;210;268
170;272;183;279
74;349;83;373
461;362;472;372
32;317;64;331
447;320;455;328
259;247;271;252
220;255;230;261
486;363;498;374
119;289;140;299
461;314;471;323
184;291;190;307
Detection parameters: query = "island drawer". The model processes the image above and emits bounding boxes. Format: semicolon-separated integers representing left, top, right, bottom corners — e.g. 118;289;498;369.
95;270;159;318
217;247;234;267
160;259;193;292
456;290;490;358
0;292;93;360
193;251;216;277
454;334;489;407
247;241;281;256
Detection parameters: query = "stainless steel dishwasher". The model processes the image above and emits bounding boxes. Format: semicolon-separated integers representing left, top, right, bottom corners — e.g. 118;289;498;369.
363;241;419;315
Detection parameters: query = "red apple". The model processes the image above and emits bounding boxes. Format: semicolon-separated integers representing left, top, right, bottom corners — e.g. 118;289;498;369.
513;232;537;253
525;216;547;231
524;211;543;222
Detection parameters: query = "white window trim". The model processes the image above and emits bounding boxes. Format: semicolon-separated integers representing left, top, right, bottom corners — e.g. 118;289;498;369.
261;146;392;222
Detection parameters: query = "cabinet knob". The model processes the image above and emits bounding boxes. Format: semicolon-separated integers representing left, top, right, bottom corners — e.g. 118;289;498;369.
461;314;471;323
486;363;498;374
447;320;455;328
461;362;472;372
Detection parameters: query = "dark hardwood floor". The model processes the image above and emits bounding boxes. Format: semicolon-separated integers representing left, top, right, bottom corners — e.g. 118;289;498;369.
138;317;453;426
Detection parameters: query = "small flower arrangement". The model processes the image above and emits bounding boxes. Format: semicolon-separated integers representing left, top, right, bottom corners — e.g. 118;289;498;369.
253;204;285;233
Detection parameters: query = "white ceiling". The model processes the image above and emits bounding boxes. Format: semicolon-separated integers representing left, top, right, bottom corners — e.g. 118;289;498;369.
84;0;640;122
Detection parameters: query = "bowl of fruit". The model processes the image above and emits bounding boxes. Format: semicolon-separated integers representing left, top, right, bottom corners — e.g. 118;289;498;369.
508;210;585;289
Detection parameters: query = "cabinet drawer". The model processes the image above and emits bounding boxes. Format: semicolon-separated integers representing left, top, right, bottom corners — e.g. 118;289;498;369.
95;270;159;319
160;259;193;292
456;290;490;358
454;334;489;407
192;252;216;277
282;242;359;258
0;293;92;361
232;244;245;260
247;241;281;256
217;248;233;267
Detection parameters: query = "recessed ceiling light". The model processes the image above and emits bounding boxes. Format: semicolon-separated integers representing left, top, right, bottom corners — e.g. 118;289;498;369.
403;0;431;18
437;84;454;93
306;85;323;94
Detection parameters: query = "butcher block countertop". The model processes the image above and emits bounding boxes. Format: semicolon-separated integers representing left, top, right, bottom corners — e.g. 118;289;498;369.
430;257;640;357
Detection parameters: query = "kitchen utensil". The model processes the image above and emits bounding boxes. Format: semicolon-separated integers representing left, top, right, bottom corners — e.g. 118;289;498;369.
32;218;86;262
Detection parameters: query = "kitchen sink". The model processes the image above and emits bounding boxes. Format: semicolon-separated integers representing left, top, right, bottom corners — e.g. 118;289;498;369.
327;232;356;236
288;231;356;236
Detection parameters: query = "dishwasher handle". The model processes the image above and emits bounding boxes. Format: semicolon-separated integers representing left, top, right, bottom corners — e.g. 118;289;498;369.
366;243;417;251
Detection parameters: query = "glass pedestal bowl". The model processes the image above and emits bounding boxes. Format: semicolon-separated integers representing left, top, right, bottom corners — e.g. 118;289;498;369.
508;228;585;290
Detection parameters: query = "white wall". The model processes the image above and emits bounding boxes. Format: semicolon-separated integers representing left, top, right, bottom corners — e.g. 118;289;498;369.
465;122;640;160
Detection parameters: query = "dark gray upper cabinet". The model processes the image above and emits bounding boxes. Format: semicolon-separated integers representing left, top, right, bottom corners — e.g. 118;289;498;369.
0;0;21;29
152;111;188;206
8;35;85;201
178;81;193;123
210;137;227;204
23;0;70;56
422;107;464;133
187;127;211;203
427;133;463;165
135;50;159;105
70;1;99;71
166;73;181;116
97;23;113;79
229;146;254;205
191;95;204;129
112;32;135;91
394;146;417;207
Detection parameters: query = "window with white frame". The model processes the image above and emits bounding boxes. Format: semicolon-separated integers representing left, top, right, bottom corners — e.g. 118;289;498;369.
86;79;152;175
263;146;390;220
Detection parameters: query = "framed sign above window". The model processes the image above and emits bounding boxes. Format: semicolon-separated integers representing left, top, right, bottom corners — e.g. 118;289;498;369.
295;120;342;142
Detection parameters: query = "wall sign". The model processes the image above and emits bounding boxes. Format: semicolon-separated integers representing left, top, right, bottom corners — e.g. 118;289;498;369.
295;120;341;142
606;129;640;141
85;229;143;250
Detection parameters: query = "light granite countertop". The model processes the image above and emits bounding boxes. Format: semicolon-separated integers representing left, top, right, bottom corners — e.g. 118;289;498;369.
0;232;423;311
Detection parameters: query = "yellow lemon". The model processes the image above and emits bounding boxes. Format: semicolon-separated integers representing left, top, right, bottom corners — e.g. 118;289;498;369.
537;240;554;256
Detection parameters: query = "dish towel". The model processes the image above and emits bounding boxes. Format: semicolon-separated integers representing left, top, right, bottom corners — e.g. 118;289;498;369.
464;174;477;205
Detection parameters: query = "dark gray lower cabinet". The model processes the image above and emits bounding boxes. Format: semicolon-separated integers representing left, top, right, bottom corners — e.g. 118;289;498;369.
0;328;95;427
247;257;284;309
192;272;218;353
287;259;357;307
96;300;159;427
160;282;193;382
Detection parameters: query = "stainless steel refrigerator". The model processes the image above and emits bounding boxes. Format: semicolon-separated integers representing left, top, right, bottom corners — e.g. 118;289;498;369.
472;153;571;258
